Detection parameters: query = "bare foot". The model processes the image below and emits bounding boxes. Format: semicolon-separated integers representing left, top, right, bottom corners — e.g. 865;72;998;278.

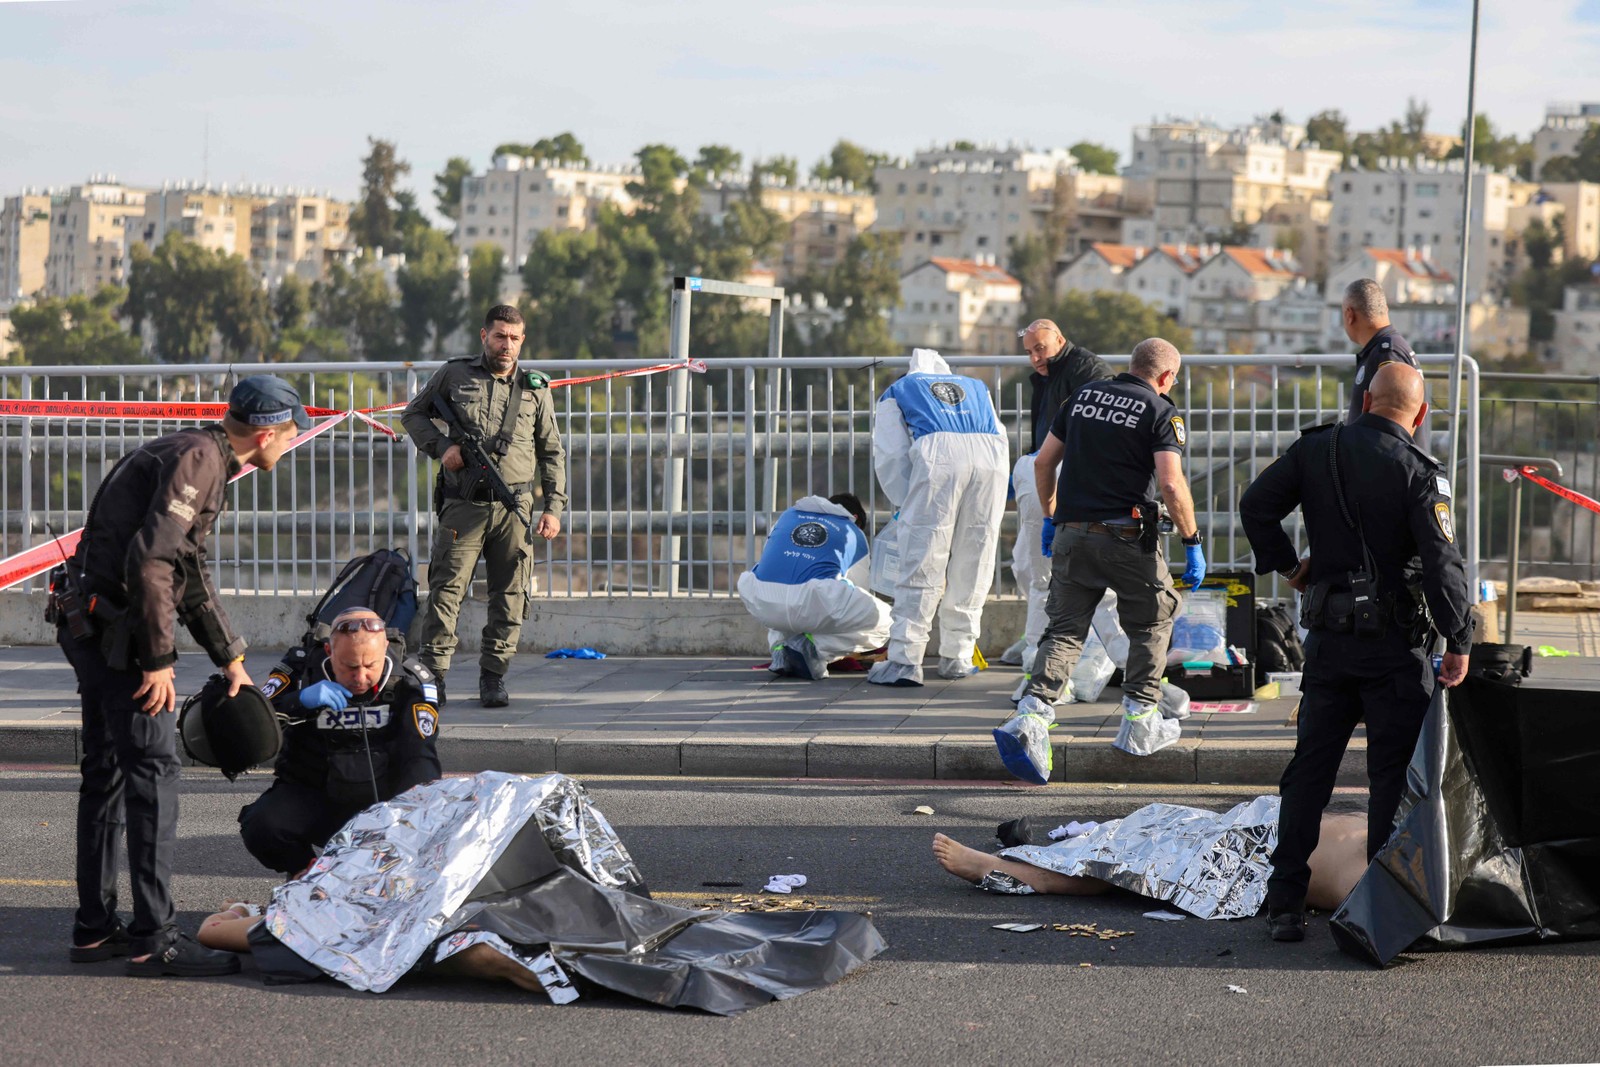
932;833;1001;884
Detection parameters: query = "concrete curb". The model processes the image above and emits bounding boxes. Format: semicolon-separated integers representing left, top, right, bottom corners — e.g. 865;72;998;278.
0;723;1308;785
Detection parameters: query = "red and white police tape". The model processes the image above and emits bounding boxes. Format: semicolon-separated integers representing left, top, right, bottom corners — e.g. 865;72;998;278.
1512;465;1600;515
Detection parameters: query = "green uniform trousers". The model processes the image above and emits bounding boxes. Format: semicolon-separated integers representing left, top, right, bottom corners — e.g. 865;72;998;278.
416;496;534;677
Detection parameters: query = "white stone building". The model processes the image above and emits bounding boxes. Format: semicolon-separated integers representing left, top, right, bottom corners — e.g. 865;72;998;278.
1054;242;1141;299
892;256;1023;354
44;178;147;298
1532;103;1600;179
0;192;52;307
1188;247;1307;353
456;155;642;269
1551;281;1600;373
1124;244;1210;324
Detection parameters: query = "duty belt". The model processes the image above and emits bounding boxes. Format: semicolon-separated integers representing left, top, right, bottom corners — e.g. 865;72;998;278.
446;482;530;504
1062;520;1142;542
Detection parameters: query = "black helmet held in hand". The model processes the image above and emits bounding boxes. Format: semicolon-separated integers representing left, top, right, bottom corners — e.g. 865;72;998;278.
178;675;281;780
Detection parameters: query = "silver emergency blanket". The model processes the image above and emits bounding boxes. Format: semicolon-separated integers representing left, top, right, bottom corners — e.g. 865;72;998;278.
997;795;1280;919
261;771;885;1013
265;771;643;992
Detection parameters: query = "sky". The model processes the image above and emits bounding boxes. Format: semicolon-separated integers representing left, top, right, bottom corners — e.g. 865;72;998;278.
1;0;1599;209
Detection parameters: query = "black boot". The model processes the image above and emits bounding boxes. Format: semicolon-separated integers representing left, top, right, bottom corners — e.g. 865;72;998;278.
126;931;241;978
479;671;509;708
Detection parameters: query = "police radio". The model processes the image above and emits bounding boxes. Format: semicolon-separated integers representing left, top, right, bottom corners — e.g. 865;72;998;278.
43;525;93;640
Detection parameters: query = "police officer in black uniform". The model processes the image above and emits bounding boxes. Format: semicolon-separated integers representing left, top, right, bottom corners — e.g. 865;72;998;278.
1341;278;1419;422
238;607;443;877
61;375;308;977
1021;338;1206;716
1240;362;1471;943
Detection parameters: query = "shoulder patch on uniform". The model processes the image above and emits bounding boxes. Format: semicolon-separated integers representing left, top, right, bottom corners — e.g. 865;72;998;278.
1435;475;1451;499
1354;365;1366;386
414;702;439;739
166;499;197;522
1169;416;1187;446
1299;421;1336;436
1434;502;1455;543
260;670;290;700
524;369;551;390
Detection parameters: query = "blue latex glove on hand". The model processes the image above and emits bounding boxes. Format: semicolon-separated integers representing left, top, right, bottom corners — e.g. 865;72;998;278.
1181;544;1207;589
300;679;352;711
1040;517;1056;558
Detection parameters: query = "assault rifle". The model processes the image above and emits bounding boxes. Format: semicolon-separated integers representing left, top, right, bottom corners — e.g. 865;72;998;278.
430;394;536;543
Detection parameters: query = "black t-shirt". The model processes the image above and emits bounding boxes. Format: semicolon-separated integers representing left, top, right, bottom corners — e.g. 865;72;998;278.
1346;325;1417;423
1050;373;1186;522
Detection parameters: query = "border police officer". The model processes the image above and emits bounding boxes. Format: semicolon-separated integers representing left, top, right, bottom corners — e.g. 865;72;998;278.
402;304;567;708
1341;278;1418;423
62;375;307;977
238;608;443;877
1240;362;1471;943
1011;338;1205;754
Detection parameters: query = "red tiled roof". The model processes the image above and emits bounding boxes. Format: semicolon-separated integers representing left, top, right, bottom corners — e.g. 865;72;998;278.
1154;244;1208;273
1366;247;1453;282
1221;246;1301;278
1088;243;1142;270
927;257;1021;285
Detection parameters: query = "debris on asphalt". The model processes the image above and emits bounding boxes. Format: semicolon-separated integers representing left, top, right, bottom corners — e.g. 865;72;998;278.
913;805;935;815
1050;922;1133;940
545;647;606;659
1216;948;1233;957
696;895;825;913
764;874;807;894
1143;909;1188;922
992;923;1044;933
701;881;743;888
1226;984;1248;994
995;816;1034;848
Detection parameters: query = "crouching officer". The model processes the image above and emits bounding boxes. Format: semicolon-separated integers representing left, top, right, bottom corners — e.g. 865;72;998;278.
238;607;443;877
1239;363;1471;944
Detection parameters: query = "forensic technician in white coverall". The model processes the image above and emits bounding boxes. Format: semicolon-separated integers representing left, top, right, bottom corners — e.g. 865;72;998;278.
868;349;1010;687
736;493;891;680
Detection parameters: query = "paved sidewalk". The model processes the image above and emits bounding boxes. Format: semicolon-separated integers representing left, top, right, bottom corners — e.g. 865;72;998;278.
3;611;1596;785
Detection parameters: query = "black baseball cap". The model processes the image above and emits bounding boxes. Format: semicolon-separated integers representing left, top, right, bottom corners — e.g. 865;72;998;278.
228;374;310;430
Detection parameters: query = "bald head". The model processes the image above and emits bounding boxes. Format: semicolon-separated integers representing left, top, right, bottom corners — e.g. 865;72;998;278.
326;608;388;694
1363;362;1427;429
1129;337;1181;393
1021;319;1067;373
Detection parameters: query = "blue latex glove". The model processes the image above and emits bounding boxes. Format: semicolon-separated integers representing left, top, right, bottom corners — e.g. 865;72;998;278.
300;679;352;711
1040;517;1056;558
545;647;607;660
1181;543;1207;589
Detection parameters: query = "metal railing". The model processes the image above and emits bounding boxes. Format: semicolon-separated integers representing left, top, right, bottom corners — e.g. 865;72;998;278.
0;353;1483;600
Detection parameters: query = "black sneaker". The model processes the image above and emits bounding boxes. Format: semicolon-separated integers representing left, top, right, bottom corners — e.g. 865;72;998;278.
70;923;131;963
1267;911;1306;942
479;671;509;708
126;932;241;977
995;817;1034;850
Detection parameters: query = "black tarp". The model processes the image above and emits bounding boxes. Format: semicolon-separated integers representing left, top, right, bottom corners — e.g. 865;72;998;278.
1331;674;1600;966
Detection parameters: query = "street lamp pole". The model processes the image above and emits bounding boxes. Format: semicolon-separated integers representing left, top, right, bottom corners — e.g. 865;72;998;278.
1446;0;1482;494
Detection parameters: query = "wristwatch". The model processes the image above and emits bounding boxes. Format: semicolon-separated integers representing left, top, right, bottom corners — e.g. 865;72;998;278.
1181;532;1203;547
1279;561;1303;580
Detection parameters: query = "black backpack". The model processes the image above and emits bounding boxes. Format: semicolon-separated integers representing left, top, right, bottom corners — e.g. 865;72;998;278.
1255;603;1306;686
302;549;418;651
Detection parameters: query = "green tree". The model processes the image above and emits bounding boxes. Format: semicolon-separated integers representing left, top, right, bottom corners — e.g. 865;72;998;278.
820;231;901;356
1446;114;1526;171
433;156;473;221
1403;97;1430;143
6;286;142;365
1041;291;1194;355
1522;219;1559;273
349;137;412;252
1070;141;1119;175
810;140;888;191
397;227;465;356
1538;123;1600;182
752;155;799;187
318;257;403;359
521;225;627;359
211;253;271;358
950;140;977;152
124;232;269;361
1008;234;1058;321
464;244;506;337
1305;109;1350;156
274;274;312;334
495;133;587;165
692;144;743;182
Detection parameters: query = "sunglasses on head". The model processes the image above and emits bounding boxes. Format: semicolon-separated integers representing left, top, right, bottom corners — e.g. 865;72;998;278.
331;617;386;634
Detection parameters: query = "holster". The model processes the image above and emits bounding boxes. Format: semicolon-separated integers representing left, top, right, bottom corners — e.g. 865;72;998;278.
92;599;133;670
1137;501;1160;553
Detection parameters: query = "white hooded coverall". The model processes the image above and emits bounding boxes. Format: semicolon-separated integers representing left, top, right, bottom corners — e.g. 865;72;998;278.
872;350;1010;674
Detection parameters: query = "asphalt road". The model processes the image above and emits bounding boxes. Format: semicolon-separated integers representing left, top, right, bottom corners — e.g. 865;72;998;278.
1;770;1597;1066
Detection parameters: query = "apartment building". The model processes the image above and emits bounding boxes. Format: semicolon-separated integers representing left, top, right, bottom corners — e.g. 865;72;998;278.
1532;103;1600;179
1551;282;1600;372
456;155;640;269
1188;247;1308;353
1542;182;1600;261
1251;198;1333;282
44;178;147;297
1323;247;1457;350
0;192;52;306
124;185;263;259
250;194;351;283
1328;160;1512;303
871;145;1078;273
698;178;877;283
1123;243;1210;323
1131;118;1340;244
1054;242;1141;298
893;256;1022;354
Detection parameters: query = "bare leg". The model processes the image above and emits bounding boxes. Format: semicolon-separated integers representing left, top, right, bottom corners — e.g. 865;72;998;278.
196;910;257;953
932;833;1110;896
433;942;544;993
1306;813;1368;911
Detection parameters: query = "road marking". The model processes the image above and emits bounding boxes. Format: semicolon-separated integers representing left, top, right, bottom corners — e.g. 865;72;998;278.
0;877;75;887
654;891;879;904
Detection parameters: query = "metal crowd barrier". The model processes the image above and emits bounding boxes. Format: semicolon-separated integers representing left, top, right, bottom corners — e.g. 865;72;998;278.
0;353;1485;600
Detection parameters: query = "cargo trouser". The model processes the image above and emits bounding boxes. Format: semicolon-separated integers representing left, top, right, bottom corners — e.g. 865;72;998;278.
416;495;535;676
1024;523;1181;707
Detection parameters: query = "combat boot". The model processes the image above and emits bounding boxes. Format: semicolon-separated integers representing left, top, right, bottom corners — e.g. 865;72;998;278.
480;670;510;708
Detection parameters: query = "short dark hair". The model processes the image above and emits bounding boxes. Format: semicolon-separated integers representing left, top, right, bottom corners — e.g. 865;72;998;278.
484;304;524;330
829;492;867;531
